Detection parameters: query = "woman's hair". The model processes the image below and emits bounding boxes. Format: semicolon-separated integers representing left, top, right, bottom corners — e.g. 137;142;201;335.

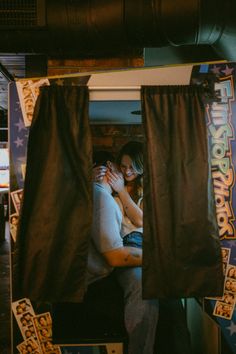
117;141;143;202
117;141;143;175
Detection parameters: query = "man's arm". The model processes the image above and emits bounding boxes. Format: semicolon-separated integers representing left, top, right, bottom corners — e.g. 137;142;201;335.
102;246;142;267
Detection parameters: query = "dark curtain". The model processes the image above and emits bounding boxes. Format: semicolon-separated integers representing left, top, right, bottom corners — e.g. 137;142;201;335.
13;85;93;303
141;85;224;299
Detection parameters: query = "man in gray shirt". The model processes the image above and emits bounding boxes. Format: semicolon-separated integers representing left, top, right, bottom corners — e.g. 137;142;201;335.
87;151;159;354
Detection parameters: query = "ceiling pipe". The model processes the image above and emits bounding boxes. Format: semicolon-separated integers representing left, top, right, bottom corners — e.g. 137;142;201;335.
0;0;235;60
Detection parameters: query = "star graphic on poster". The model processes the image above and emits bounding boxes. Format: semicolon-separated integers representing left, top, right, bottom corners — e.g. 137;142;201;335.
14;136;24;148
14;100;21;112
230;240;236;248
14;118;27;132
221;65;235;76
211;65;221;74
226;321;236;336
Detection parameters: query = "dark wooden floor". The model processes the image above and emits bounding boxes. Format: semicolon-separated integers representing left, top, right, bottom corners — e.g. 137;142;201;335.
0;222;11;354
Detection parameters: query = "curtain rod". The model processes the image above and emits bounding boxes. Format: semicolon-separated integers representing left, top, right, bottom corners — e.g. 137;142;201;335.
88;86;141;90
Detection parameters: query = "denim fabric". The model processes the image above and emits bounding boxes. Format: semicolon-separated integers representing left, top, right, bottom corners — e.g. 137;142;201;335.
123;231;143;248
115;267;159;354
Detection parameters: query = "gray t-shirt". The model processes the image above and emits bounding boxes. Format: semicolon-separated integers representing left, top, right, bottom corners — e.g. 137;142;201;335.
86;183;123;284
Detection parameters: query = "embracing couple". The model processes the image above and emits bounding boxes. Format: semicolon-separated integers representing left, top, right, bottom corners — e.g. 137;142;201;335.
87;141;159;354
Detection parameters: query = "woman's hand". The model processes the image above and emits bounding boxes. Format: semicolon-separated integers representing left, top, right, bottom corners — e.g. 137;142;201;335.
108;168;143;227
107;170;125;193
92;165;107;182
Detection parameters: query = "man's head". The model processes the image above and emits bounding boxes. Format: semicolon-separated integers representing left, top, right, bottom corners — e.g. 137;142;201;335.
93;150;114;168
93;150;116;188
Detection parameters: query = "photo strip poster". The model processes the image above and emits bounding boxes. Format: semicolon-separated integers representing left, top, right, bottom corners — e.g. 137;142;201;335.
12;298;61;353
191;63;236;353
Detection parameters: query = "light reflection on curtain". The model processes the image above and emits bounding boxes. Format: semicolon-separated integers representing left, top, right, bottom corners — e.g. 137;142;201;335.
141;85;224;298
13;85;92;302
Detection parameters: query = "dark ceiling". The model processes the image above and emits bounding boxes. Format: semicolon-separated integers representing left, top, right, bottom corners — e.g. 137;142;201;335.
0;0;236;117
0;0;235;59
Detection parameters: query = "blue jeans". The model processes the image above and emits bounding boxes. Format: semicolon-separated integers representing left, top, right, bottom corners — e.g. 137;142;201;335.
115;267;159;354
123;231;143;248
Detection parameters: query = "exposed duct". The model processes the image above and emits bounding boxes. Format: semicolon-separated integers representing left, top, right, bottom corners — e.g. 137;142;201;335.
0;0;235;60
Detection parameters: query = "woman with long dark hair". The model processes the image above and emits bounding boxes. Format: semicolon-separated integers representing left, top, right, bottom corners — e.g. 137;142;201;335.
107;141;143;248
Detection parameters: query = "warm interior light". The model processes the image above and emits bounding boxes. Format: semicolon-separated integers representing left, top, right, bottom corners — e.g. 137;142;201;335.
0;148;9;188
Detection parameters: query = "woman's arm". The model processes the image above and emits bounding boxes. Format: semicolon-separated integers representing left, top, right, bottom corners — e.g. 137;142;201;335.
107;170;143;227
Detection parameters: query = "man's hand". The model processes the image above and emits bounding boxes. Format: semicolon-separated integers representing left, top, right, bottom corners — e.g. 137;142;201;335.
93;165;107;182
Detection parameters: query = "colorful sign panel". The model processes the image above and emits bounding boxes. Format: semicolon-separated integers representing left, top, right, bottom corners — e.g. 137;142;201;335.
192;63;236;353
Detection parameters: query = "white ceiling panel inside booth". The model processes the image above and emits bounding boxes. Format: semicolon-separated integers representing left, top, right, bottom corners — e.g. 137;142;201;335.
88;65;193;124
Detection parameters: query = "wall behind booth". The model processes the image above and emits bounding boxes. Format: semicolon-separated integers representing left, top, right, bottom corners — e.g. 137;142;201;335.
91;124;142;153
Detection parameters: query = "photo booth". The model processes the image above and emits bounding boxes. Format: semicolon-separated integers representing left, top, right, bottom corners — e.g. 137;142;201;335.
9;63;236;354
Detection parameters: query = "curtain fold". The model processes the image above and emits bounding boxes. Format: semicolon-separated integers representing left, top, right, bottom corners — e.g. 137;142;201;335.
141;85;224;298
13;85;92;302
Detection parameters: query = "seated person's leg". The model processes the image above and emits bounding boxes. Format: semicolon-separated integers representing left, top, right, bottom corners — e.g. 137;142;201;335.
115;267;159;354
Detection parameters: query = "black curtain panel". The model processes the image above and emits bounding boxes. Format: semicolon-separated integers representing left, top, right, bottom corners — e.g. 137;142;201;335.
141;85;224;299
13;85;93;302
